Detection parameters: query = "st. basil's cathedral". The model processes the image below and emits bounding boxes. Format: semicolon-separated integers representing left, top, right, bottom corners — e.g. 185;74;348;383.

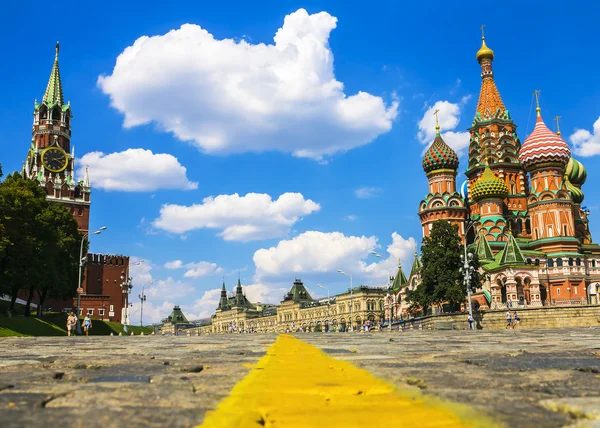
398;32;600;312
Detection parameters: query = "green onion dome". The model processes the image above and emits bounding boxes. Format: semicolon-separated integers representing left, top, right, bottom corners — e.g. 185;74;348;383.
564;176;584;204
565;157;587;186
422;133;459;174
471;164;509;201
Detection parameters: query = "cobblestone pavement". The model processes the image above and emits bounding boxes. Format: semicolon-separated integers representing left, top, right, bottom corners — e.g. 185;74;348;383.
0;328;599;427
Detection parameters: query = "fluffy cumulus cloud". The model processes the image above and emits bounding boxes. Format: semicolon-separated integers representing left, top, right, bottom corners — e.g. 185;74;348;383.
97;9;398;161
128;300;174;325
253;231;416;284
570;116;600;157
163;260;222;277
354;187;382;199
78;149;198;192
152;192;320;241
181;288;222;320
418;100;470;156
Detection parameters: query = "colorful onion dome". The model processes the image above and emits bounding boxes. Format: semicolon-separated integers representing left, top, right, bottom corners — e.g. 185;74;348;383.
470;164;508;200
460;179;469;201
518;111;571;171
476;37;494;62
564;176;584;204
565;157;587;186
422;133;459;173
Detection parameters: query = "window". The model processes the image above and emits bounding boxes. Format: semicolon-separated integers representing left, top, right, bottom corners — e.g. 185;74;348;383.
99;309;105;316
576;258;581;266
535;259;540;266
557;288;561;295
109;305;114;311
574;287;578;295
568;258;574;266
557;258;563;267
87;309;94;315
548;258;554;268
593;260;597;268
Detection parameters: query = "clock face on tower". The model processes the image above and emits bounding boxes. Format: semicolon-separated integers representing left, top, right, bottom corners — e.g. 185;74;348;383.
41;147;68;173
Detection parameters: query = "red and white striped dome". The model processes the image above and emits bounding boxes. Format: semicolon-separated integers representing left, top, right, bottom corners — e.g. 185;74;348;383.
519;112;571;170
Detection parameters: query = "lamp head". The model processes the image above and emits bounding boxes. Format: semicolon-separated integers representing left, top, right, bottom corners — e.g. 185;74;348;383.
93;231;101;235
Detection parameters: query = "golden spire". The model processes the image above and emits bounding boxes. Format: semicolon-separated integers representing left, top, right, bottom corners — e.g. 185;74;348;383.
533;90;541;117
56;41;60;56
554;115;562;136
433;108;440;135
476;24;495;62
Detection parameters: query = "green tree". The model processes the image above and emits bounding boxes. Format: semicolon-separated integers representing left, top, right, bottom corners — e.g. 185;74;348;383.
0;172;82;316
0;173;48;311
408;220;481;313
33;203;82;316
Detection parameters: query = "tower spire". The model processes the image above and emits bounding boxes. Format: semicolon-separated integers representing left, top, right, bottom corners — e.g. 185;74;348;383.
43;42;64;106
474;27;505;122
433;108;440;135
533;90;541;117
554;116;562;136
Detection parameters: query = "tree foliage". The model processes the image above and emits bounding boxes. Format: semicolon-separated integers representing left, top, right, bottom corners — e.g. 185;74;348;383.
0;172;83;316
408;220;481;313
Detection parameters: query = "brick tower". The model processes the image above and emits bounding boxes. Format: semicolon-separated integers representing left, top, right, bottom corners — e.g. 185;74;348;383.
23;43;91;234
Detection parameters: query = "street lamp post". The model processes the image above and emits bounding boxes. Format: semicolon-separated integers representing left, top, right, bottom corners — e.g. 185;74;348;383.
139;279;155;327
139;286;146;327
370;251;393;331
460;222;477;326
120;259;144;333
337;270;353;332
316;283;330;332
76;226;107;335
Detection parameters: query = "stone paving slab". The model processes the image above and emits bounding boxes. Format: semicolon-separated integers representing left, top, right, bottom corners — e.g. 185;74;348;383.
0;329;599;427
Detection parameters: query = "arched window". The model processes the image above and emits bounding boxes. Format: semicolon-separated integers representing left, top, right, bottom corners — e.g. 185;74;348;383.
568;258;574;266
526;258;532;265
592;260;597;268
535;259;540;266
576;258;581;266
557;258;563;267
548;258;554;268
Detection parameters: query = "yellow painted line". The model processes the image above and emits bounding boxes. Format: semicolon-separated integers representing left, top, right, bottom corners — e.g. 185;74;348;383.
199;335;498;428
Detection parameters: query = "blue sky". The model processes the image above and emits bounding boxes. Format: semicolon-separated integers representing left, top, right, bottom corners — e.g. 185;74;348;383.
3;0;600;323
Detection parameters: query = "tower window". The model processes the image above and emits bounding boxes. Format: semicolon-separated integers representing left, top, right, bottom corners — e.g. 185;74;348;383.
563;225;568;235
557;288;561;295
576;258;581;266
535;259;540;266
568;258;574;266
548;258;554;268
592;260;597;268
557;258;563;267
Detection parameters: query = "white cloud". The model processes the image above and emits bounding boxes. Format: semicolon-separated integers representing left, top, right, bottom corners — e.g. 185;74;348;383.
152;192;320;241
570;116;600;157
182;288;222;320
164;260;183;269
418;100;469;156
128;300;174;325
183;261;223;278
242;283;289;304
130;257;153;285
253;231;416;284
346;215;357;221
78;149;198;192
97;9;398;161
145;276;195;300
354;187;382;199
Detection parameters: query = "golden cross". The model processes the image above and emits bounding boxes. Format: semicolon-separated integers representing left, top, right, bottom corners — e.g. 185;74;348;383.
533;90;541;110
480;24;485;39
554;115;562;136
433;108;440;132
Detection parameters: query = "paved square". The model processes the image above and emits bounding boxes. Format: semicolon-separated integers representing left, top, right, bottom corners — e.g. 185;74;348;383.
1;329;599;427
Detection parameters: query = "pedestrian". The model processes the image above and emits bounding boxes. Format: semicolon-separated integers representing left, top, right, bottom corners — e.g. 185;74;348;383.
505;310;512;329
83;314;92;336
66;311;77;336
467;314;474;330
513;311;520;329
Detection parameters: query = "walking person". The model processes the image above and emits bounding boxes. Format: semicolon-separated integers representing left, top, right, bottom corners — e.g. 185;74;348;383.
505;310;512;329
513;311;520;329
66;312;77;336
467;314;474;330
83;314;93;336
